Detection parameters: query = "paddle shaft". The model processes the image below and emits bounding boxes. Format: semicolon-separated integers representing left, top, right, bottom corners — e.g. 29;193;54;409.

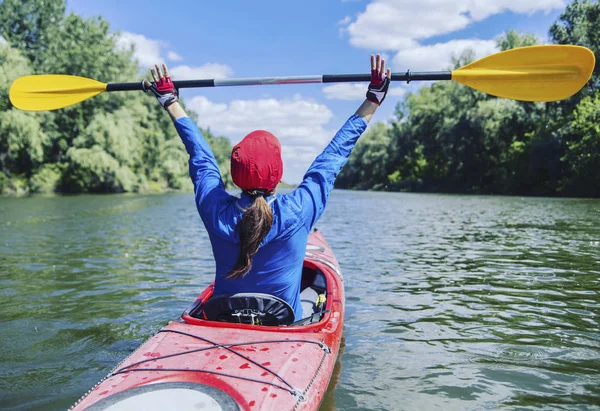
105;71;452;91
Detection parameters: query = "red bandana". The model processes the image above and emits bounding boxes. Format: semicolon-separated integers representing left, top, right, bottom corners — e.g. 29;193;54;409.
230;130;283;191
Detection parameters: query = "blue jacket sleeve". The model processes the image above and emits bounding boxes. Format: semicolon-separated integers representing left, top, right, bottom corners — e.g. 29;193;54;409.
290;114;368;231
173;117;229;221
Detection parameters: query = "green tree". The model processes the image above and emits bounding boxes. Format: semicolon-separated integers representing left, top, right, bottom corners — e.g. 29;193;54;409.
337;122;392;190
202;128;234;187
0;109;49;176
0;43;32;111
39;12;138;165
337;4;599;197
29;163;63;193
74;108;143;169
385;51;490;193
62;145;137;193
497;30;540;51
1;0;237;195
550;0;600;96
0;0;65;67
560;94;600;195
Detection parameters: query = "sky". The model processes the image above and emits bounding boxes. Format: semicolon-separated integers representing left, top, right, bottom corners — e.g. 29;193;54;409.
67;0;567;184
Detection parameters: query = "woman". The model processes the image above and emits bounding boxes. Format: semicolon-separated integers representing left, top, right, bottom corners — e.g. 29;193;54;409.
143;55;391;321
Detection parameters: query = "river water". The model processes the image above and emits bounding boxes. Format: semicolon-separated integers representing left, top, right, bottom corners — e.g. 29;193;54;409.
0;191;598;410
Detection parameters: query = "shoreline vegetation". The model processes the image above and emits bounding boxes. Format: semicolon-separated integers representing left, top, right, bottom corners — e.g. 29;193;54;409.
335;1;599;198
1;0;598;198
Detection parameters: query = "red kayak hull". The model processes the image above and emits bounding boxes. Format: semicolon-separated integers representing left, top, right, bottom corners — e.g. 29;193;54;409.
71;230;344;411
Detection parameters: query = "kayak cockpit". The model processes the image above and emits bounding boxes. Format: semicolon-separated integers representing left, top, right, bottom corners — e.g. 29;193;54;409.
202;293;296;325
183;266;328;327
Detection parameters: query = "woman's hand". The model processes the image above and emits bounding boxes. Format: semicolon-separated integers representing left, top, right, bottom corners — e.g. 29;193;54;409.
366;54;391;105
142;63;187;120
356;54;391;122
142;63;179;109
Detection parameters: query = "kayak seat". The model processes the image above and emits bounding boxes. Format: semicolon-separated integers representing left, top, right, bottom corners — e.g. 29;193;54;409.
293;268;328;326
300;286;319;318
300;267;327;293
202;293;295;326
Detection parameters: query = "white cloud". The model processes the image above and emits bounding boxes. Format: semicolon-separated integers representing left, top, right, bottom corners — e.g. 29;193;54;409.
392;39;498;71
388;87;408;97
170;63;233;80
115;32;234;83
0;36;5;44
338;16;352;25
167;51;183;62
185;95;337;183
323;83;366;100
116;32;188;70
116;32;164;68
341;0;564;50
323;83;406;100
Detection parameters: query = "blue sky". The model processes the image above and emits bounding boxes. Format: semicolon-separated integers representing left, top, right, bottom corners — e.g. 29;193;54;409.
67;0;566;183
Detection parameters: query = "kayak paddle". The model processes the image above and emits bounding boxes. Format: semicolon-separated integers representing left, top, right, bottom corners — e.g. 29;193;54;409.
9;45;595;112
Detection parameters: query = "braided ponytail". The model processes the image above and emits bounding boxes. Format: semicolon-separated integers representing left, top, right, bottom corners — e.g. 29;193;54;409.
227;191;274;279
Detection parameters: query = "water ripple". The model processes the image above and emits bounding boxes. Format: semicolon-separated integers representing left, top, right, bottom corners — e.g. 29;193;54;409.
1;192;599;410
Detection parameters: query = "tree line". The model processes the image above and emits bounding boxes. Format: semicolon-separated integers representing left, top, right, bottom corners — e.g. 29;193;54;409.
337;0;599;198
0;0;233;195
1;0;598;197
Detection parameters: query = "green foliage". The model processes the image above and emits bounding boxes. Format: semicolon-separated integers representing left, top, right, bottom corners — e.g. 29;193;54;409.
1;0;596;197
0;171;7;193
550;0;600;97
29;163;63;193
156;138;189;189
74;108;143;168
63;146;135;193
0;109;50;175
451;48;477;69
560;95;600;195
497;30;540;51
0;0;234;195
201;127;233;187
0;171;27;195
337;122;392;190
0;0;65;67
0;43;32;111
338;19;599;197
389;75;491;192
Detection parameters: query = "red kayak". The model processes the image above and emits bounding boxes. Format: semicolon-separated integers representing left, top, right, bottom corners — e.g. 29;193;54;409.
70;229;344;411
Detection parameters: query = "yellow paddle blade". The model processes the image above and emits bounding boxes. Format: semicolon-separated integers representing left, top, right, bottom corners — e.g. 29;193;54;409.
452;45;595;102
9;75;107;111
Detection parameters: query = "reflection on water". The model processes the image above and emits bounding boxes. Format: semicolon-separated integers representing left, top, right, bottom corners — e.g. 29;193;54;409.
320;336;345;411
0;192;599;410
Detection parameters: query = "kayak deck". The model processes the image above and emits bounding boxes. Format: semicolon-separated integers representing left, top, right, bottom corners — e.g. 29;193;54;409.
70;230;344;411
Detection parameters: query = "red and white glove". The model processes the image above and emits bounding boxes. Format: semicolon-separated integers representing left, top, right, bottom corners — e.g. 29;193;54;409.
142;64;179;109
366;54;391;105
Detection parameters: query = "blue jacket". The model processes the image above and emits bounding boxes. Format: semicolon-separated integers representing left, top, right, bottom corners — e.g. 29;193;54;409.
175;114;367;320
